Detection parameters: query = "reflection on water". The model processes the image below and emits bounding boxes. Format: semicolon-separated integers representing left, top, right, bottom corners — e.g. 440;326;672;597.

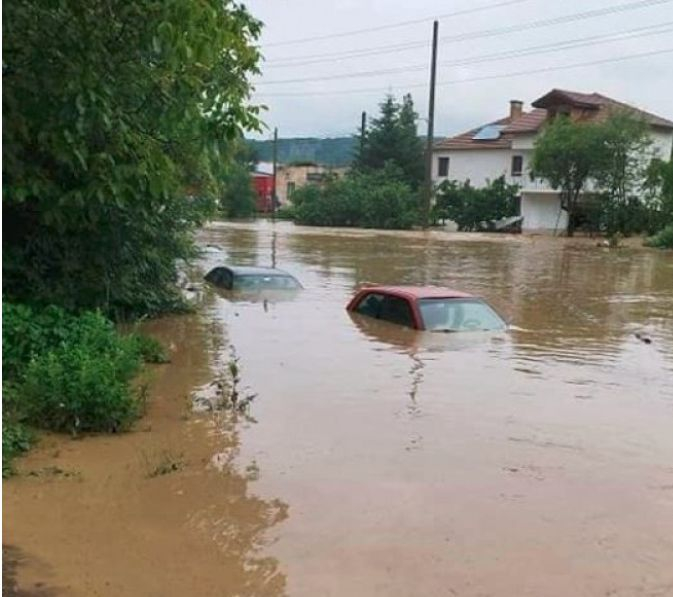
3;310;290;597
5;219;672;597
199;220;673;597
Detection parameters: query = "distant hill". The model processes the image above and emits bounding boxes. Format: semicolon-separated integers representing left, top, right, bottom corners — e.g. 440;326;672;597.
247;137;356;167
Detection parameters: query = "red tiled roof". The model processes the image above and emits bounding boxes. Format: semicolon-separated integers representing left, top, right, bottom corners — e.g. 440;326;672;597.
434;89;673;151
434;116;513;150
502;108;547;133
533;88;673;128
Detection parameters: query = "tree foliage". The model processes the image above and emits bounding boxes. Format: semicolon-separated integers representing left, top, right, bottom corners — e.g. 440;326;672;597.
3;0;262;317
593;113;654;234
293;165;419;229
530;116;605;236
531;112;664;236
644;158;673;230
355;94;424;188
434;177;520;231
218;140;257;218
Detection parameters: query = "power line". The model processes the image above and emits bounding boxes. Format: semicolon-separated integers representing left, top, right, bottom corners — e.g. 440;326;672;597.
254;23;673;86
265;0;673;67
263;0;531;47
254;47;673;98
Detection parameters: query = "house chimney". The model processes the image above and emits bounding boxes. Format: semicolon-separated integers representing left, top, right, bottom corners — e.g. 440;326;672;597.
509;100;523;120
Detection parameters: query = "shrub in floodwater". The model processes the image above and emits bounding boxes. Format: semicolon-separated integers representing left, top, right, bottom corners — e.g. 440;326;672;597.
2;419;33;477
144;448;185;478
2;303;163;437
644;224;673;249
20;333;142;435
132;334;170;364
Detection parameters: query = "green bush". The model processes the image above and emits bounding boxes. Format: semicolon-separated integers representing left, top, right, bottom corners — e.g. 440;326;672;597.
434;176;520;231
2;303;164;437
644;224;673;249
132;334;170;364
275;205;297;220
2;419;33;477
293;165;419;229
21;341;140;434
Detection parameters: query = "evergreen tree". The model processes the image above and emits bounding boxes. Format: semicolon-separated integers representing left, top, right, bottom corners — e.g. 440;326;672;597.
355;94;424;189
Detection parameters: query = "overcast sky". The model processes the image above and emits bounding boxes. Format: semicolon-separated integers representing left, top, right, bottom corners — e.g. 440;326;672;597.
244;0;673;140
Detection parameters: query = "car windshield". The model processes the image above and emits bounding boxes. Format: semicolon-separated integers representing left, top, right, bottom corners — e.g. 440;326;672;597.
233;274;300;290
418;298;506;332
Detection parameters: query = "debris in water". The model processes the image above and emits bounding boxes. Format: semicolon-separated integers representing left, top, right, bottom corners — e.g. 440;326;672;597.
635;332;652;344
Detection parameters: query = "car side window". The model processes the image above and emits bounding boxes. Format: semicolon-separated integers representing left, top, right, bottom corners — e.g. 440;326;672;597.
355;292;385;318
379;296;414;328
220;269;234;289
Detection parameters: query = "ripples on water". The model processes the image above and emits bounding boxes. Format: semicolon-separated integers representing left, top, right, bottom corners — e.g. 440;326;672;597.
198;221;673;406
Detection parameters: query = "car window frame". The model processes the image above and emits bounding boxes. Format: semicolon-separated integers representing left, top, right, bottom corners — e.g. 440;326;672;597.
379;295;415;328
354;292;386;318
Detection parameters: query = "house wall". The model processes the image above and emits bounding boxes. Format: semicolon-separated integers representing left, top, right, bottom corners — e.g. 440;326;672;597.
433;147;544;191
433;126;673;232
520;192;567;233
275;165;347;205
433;149;514;187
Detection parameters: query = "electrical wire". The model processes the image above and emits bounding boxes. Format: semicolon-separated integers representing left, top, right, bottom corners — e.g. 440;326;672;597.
254;22;673;85
254;47;673;97
263;0;532;47
264;0;673;67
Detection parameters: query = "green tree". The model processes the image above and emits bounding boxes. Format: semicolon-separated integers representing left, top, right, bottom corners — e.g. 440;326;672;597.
594;112;654;235
218;140;257;218
434;177;520;231
293;164;419;229
3;0;262;317
531;116;605;236
644;158;673;231
355;94;424;188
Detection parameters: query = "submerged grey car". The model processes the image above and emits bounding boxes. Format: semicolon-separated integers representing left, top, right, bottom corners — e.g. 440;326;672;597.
204;266;302;291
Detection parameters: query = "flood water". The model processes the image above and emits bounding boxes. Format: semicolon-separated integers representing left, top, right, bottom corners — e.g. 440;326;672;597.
4;220;673;596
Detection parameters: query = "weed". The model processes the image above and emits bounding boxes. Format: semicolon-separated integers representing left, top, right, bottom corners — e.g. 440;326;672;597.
132;334;170;364
144;448;185;478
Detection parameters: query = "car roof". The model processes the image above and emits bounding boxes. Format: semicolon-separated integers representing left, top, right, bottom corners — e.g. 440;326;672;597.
217;266;295;277
358;285;475;300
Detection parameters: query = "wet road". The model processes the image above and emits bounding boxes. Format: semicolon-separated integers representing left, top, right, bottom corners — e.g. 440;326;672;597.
4;220;673;596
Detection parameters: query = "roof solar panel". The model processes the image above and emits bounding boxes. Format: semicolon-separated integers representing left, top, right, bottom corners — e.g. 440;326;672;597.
472;124;503;140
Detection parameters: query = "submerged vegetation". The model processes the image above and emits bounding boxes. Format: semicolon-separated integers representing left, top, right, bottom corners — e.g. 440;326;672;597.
2;303;166;473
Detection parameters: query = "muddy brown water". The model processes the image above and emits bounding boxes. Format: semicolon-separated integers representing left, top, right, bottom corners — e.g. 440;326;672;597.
4;221;673;596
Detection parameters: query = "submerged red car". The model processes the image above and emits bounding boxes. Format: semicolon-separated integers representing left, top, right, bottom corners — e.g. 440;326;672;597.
346;286;507;332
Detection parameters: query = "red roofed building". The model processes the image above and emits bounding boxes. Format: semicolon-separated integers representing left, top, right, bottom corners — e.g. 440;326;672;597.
432;89;673;233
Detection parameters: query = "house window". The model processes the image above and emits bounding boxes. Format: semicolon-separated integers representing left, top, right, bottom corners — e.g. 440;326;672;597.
511;155;523;177
437;157;449;177
287;181;296;198
306;172;324;183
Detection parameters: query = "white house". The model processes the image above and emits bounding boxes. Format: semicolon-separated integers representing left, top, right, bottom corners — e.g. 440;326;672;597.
432;89;673;233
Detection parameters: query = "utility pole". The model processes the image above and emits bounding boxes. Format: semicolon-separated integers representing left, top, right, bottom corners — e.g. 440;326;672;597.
422;20;438;230
360;111;367;158
271;127;278;222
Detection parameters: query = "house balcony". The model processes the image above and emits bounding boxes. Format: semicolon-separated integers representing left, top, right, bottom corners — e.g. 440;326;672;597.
517;177;558;194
